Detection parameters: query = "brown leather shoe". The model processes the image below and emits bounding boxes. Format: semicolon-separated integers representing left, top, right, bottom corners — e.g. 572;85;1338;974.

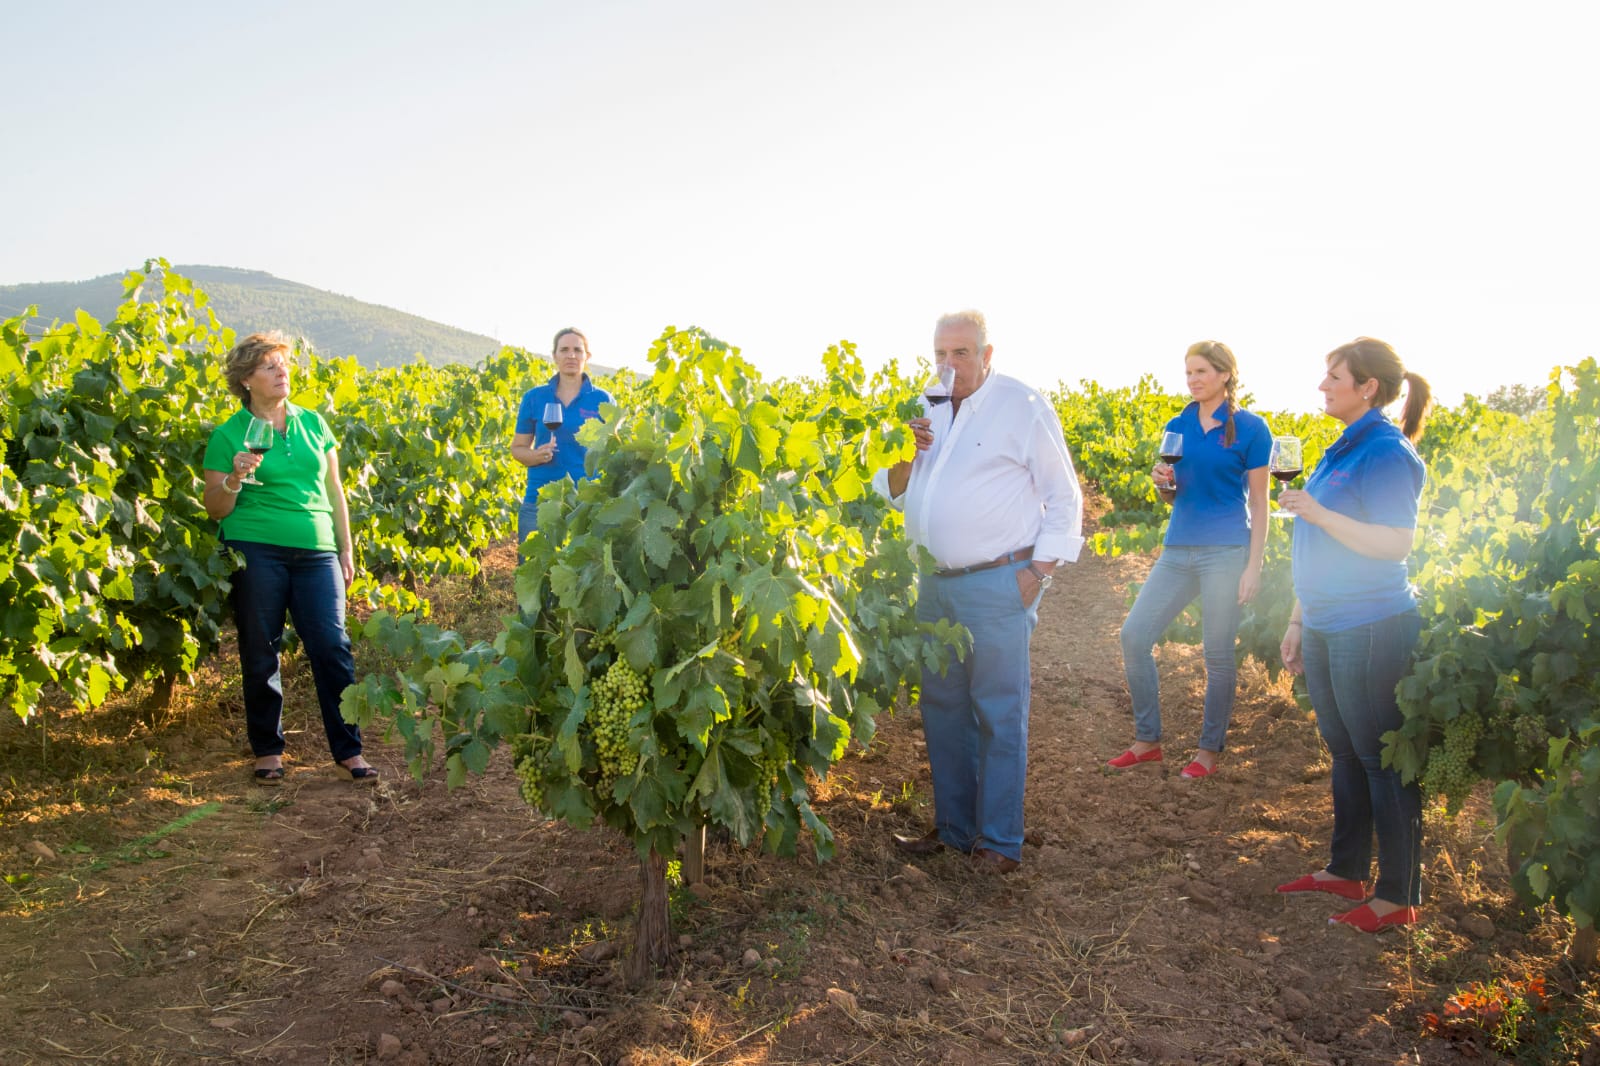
971;847;1020;874
892;829;946;856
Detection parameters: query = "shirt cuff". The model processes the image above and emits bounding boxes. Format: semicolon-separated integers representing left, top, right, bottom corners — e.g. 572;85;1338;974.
1034;534;1084;565
869;467;906;509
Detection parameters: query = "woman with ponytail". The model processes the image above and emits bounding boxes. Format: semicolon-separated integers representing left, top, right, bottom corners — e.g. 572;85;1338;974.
1110;341;1270;778
1276;338;1433;933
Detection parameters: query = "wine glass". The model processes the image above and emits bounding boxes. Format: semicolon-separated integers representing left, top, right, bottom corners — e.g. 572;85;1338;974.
241;416;274;485
541;402;564;450
1269;435;1304;518
1157;430;1183;491
922;364;955;409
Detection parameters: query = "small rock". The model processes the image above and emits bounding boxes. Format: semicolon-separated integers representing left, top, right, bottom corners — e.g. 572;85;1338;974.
430;997;451;1014
1461;913;1496;939
379;980;406;999
741;948;762;969
928;969;951;994
1062;1025;1093;1047
208;1017;237;1029
578;941;617;963
1281;987;1313;1021
677;934;694;948
466;906;478;917
825;987;858;1013
561;1010;586;1029
375;1033;402;1060
24;840;55;861
480;1035;502;1047
984;1026;1005;1044
687;882;715;900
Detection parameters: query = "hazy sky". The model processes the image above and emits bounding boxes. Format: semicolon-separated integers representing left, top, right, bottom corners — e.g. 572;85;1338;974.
4;1;1595;411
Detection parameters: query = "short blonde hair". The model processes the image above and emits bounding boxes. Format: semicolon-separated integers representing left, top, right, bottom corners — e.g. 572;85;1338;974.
224;331;293;406
935;309;988;350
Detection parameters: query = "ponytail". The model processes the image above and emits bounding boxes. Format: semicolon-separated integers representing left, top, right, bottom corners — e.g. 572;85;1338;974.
1399;371;1433;444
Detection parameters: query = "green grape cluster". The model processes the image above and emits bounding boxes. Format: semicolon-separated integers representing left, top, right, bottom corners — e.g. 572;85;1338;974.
1512;713;1550;763
590;658;648;794
1423;712;1483;814
515;755;543;809
753;748;786;829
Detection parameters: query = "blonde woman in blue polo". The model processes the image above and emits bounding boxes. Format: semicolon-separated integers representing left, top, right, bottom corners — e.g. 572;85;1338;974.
1109;341;1270;779
511;327;612;544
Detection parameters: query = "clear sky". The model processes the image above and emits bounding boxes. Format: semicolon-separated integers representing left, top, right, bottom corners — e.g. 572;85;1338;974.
4;1;1595;411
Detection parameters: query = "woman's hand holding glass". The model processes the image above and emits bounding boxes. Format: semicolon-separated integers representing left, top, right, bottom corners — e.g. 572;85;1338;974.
231;450;263;484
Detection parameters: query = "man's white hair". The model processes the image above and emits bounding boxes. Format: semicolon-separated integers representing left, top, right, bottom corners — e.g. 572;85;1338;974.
935;309;988;350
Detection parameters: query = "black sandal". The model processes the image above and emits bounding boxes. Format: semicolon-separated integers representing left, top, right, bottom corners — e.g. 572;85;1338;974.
253;766;285;786
339;760;379;784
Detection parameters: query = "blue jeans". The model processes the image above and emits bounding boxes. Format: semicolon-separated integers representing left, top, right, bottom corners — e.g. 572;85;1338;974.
1119;545;1246;752
915;561;1041;862
1301;610;1424;906
517;497;540;546
229;541;362;763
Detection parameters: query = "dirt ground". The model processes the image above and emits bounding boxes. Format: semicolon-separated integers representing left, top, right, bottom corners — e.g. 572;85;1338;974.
2;538;1596;1065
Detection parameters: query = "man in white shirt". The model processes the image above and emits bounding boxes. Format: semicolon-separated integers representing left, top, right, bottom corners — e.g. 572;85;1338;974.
872;310;1084;874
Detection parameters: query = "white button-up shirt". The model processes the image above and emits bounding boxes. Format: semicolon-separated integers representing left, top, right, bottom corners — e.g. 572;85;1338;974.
871;371;1084;570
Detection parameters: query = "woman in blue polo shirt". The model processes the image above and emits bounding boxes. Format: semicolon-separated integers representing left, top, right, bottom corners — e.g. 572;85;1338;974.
1275;337;1433;934
1109;341;1270;778
512;327;613;543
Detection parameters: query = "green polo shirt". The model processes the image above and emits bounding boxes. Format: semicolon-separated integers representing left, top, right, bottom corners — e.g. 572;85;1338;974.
204;404;340;551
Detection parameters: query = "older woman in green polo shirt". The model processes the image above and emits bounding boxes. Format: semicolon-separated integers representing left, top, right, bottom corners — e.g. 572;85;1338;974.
202;332;376;786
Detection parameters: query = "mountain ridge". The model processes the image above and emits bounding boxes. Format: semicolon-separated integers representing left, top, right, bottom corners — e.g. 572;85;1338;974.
0;264;506;368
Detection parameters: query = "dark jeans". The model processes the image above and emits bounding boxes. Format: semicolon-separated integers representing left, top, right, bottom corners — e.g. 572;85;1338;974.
1301;610;1424;906
229;540;361;763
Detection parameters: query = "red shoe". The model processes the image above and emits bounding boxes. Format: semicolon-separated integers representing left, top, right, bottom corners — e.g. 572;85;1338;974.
1107;746;1162;769
1179;760;1216;779
1275;873;1367;901
1330;903;1419;933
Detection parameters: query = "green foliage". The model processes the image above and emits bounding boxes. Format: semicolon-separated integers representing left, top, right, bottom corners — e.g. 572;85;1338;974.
345;330;962;865
0;260;239;720
1385;360;1600;925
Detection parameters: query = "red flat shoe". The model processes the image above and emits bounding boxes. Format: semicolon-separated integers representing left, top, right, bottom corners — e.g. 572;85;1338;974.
1179;760;1216;779
1275;873;1367;901
1107;746;1163;769
1330;903;1419;933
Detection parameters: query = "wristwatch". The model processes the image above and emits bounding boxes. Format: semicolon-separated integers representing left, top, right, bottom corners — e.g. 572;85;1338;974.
1027;563;1053;590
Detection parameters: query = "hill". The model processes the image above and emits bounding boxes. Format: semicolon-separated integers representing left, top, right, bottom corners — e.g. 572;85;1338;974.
0;265;503;368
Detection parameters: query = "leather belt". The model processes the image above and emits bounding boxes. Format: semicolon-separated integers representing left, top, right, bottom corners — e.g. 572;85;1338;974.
933;546;1034;578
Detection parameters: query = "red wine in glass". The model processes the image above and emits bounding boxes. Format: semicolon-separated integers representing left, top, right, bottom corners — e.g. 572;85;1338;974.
542;402;564;435
923;365;955;408
1157;430;1183;490
240;416;273;484
1269;435;1304;517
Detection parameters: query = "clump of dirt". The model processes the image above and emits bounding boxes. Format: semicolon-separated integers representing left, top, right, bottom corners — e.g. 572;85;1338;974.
2;538;1595;1064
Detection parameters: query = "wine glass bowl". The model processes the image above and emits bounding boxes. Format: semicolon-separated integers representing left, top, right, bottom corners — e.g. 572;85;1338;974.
1269;435;1304;518
541;402;564;435
240;416;274;485
1157;430;1183;491
922;364;956;408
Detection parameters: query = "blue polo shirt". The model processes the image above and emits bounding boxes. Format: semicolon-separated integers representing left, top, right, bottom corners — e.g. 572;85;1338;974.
515;374;613;501
1291;409;1425;632
1163;404;1271;547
